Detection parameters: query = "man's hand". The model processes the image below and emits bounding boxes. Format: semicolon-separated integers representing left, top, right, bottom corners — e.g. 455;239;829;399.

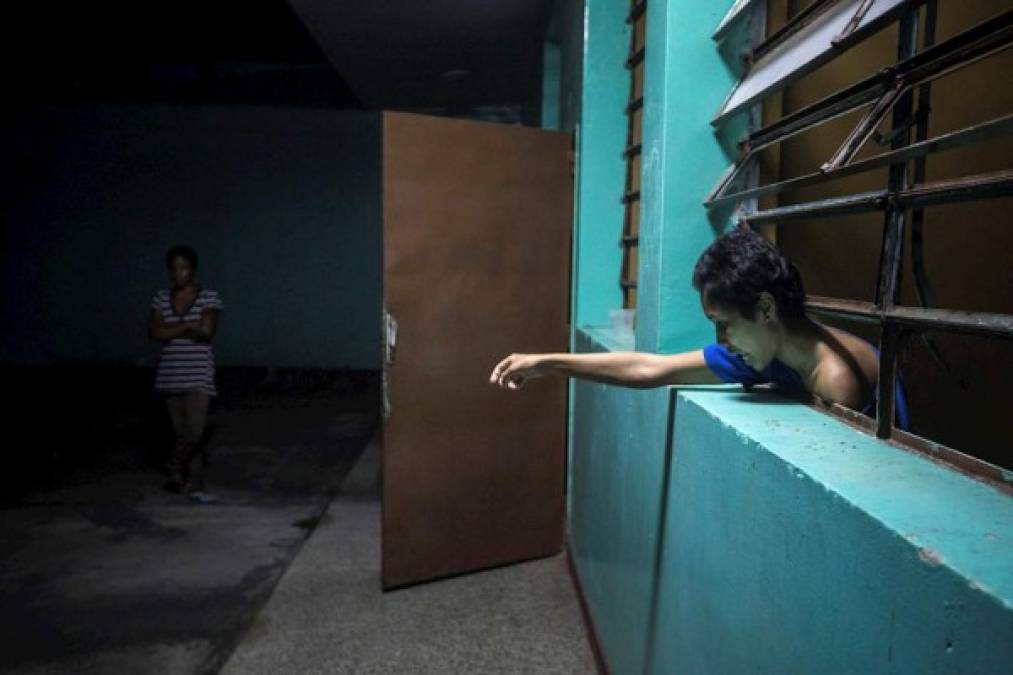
489;353;546;390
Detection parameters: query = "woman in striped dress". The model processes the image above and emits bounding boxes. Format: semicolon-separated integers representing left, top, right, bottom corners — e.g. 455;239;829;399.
149;245;223;493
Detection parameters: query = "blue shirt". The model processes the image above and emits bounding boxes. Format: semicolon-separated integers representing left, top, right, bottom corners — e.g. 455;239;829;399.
703;343;910;431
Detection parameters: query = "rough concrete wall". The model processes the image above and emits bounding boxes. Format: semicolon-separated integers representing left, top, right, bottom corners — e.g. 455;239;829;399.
651;390;1013;675
571;336;1013;674
775;2;1013;468
638;0;748;355
570;329;672;674
3;104;381;369
568;3;1013;672
571;0;628;329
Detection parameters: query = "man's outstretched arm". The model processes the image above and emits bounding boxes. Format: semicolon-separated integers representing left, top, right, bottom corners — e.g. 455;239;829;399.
489;350;722;390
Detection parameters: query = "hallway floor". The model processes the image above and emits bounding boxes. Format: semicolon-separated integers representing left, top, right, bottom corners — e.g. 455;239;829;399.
1;377;595;674
222;438;597;675
0;386;376;675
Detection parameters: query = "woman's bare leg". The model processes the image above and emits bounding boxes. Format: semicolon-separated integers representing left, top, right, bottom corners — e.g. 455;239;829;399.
182;392;210;490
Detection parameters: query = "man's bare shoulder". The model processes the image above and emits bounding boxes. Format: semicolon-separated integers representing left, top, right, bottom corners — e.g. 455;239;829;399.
812;361;866;410
812;326;878;410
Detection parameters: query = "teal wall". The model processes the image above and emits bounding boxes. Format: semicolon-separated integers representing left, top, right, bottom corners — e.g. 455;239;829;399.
637;1;747;354
571;329;671;674
566;0;1013;672
651;390;1013;674
571;0;628;329
3;105;381;369
541;41;562;131
572;333;1013;673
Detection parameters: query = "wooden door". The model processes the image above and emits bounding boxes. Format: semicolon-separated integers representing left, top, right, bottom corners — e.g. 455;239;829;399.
382;112;571;589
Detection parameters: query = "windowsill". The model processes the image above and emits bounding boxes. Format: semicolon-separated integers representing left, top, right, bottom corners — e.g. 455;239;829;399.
574;325;1013;608
671;388;1013;607
576;325;741;391
578;325;636;352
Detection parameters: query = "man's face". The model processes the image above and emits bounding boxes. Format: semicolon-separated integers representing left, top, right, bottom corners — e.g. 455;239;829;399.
702;294;779;371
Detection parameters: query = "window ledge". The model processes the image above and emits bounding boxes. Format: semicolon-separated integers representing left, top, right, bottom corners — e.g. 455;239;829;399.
577;325;636;353
674;388;1013;608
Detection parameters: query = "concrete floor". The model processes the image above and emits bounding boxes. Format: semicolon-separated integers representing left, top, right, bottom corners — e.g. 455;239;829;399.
1;382;597;674
0;390;376;675
221;440;598;675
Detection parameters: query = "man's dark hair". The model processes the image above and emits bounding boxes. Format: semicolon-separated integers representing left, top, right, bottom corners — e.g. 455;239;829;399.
165;245;199;270
692;227;806;321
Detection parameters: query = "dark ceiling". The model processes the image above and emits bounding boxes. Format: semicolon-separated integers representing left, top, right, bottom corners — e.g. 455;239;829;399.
15;0;552;113
288;0;551;110
14;1;356;107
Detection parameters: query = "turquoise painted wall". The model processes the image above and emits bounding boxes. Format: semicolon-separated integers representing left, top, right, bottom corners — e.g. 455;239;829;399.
571;337;1013;673
567;0;1013;672
542;41;562;131
572;329;671;674
650;391;1013;674
637;0;747;354
3;105;381;369
571;0;628;329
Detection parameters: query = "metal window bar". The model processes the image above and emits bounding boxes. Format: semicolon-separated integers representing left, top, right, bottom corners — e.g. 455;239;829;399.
709;3;1013;475
822;84;907;171
713;0;761;41
873;9;925;437
825;403;1013;495
906;1;960;395
805;296;1013;340
750;0;843;61
707;114;1013;209
910;0;939;311
628;0;647;24
749;0;884;64
707;9;1013;209
620;0;646;309
749;7;1013;151
626;46;646;69
622;189;642;204
833;0;878;46
713;0;926;124
827;6;1013;171
742;170;1013;225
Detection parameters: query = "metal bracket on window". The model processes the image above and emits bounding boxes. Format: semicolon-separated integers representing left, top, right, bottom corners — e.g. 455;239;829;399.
822;83;906;172
752;0;842;61
708;115;1013;210
713;0;924;124
832;0;877;47
705;159;748;205
713;0;761;42
873;105;931;146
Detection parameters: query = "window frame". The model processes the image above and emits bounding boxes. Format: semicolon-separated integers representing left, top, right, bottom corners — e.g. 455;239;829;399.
619;0;647;309
709;0;1013;487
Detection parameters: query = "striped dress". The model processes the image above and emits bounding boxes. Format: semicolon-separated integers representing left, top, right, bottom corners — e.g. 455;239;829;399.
152;288;224;396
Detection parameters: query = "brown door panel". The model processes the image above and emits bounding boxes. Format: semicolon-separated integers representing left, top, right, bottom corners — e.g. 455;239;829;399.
382;112;571;588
